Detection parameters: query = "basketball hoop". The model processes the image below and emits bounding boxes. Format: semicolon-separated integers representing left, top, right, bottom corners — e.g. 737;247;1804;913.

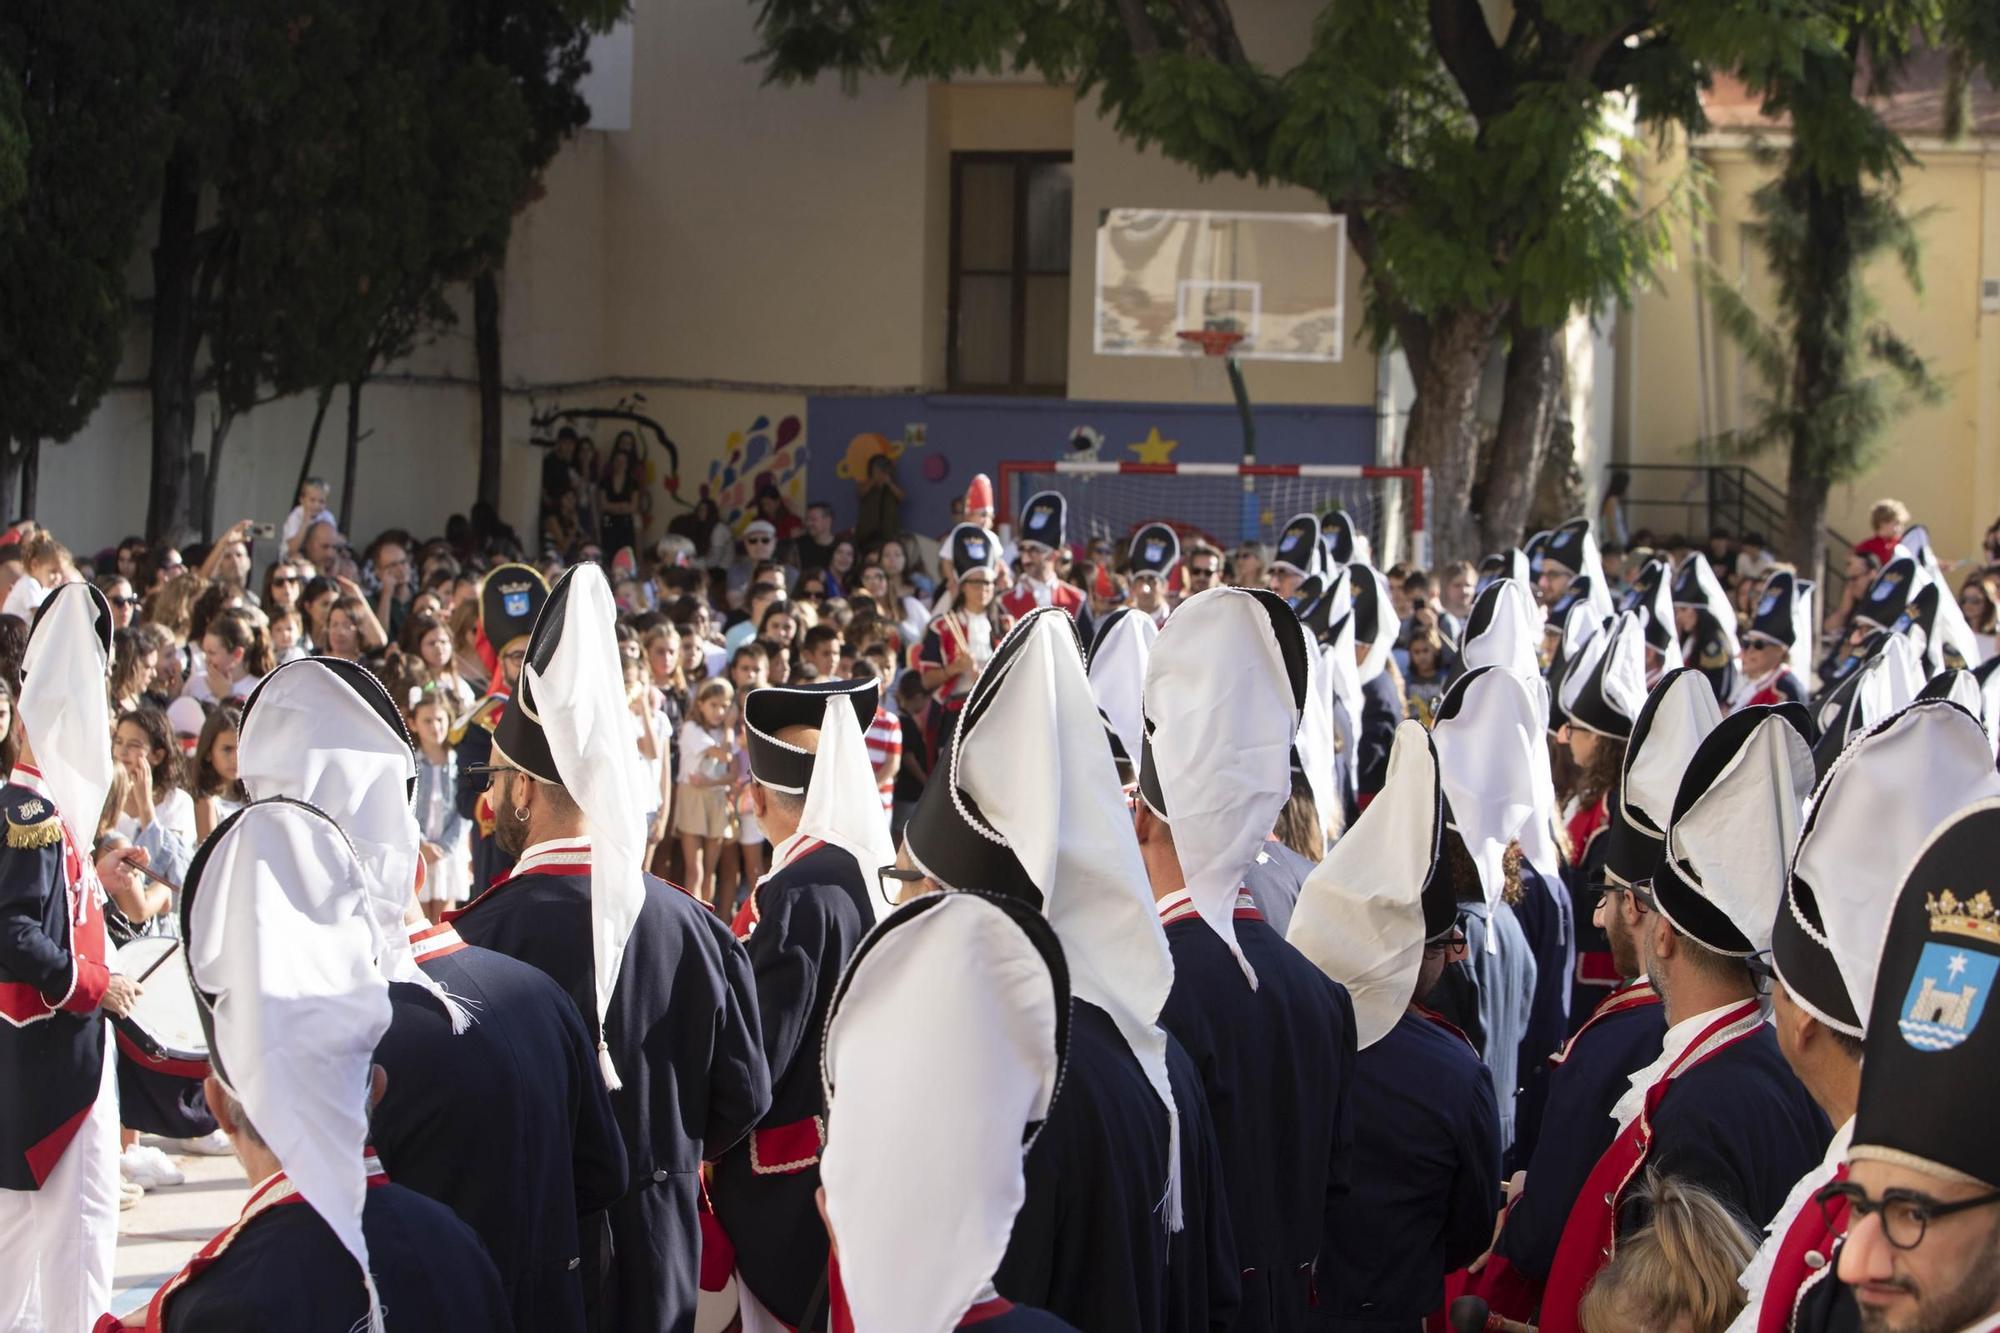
1176;327;1248;359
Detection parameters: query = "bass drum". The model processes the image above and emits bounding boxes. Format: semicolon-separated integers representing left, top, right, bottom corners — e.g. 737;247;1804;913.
111;936;210;1074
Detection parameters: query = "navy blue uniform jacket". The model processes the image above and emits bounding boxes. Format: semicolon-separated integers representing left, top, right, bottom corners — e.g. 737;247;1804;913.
1160;911;1356;1333
371;935;629;1333
1496;987;1664;1280
1316;1009;1501;1328
450;862;770;1333
710;840;876;1329
161;1181;513;1332
1356;672;1402;801
1506;864;1575;1170
997;1000;1241;1333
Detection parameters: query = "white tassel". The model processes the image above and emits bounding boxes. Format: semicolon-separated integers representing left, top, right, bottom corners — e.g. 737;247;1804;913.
427;977;476;1034
351;1269;387;1333
598;1039;623;1091
1163;1109;1185;1234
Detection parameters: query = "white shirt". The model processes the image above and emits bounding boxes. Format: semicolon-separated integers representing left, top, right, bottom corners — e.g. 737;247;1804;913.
1726;1116;1855;1333
1610;999;1765;1131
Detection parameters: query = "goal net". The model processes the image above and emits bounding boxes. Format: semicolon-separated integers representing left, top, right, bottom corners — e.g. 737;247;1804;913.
998;462;1433;570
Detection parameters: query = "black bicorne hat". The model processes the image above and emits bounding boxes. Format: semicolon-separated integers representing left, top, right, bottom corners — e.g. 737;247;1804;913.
1654;702;1816;955
1138;588;1308;820
1634;562;1677;658
1601;667;1711;889
1541;518;1592;577
1321;508;1359;566
1295;567;1349;645
1559;612;1647;741
1271;513;1322;577
1127;523;1180;578
1622;558;1667;616
490;564;581;785
1428;811;1468;944
1854;556;1919;631
478;562;549;661
942;524;1001;580
1853;799;2000;1189
1547;574;1596;622
1286;573;1325;618
1018;491;1066;552
1746;570;1805;650
744;677;882;795
1669;555;1707;608
239;656;418;800
1544;605;1606;735
1524;530;1552;576
1685;607;1738;707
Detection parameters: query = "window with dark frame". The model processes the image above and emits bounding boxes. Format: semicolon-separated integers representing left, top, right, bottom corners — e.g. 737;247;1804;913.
948;151;1073;394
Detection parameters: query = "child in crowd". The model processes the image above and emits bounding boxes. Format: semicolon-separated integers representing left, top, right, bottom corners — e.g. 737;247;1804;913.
267;605;307;664
1577;1171;1755;1333
190;701;247;841
859;644;901;817
675;678;736;906
1403;618;1451;727
410;682;470;922
281;476;342;560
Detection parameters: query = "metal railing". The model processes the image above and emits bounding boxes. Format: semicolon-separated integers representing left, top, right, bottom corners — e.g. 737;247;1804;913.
1613;463;1855;604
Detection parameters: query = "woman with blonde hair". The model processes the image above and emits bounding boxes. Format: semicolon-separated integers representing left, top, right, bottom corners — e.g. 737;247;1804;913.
1579;1171;1757;1333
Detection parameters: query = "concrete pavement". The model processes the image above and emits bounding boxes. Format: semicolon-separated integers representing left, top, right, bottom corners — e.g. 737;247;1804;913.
109;1142;248;1322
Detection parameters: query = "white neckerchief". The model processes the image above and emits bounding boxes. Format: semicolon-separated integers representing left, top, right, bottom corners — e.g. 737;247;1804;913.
1023;574;1054;609
1728;663;1785;711
1728;1116;1855;1332
1610;999;1763;1131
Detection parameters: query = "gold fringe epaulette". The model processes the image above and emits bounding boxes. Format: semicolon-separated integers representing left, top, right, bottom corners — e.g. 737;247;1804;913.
6;808;61;849
449;695;505;745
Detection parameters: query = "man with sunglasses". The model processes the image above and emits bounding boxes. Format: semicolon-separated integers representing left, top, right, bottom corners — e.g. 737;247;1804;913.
1766;799;2000;1333
1179;541;1224;605
999;491;1084;623
1736;701;2000;1333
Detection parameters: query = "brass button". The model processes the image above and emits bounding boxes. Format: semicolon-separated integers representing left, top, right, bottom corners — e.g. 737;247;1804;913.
1804;1251;1827;1270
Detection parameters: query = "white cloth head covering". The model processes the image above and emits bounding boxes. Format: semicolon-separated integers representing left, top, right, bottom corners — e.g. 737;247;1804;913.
1787;701;2000;1033
18;584;113;850
527;566;648;1087
1293;667;1342;850
1558;610;1649;737
1639;568;1684;674
954;607;1182;1223
1320;619;1363;823
1088;608;1157;767
793;686;893;917
1909;542;1982;673
1786;578;1817;683
1857;632;1927;731
821;893;1063;1333
186;802;393;1332
237;659;465;1030
1288;721;1441;1048
1663;711;1817;954
1459;578;1542;680
1621;671;1723;840
1350;566;1397;686
1142;588;1305;986
1432;668;1560;938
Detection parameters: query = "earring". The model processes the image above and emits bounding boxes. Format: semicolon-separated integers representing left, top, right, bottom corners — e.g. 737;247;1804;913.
514;808;530;822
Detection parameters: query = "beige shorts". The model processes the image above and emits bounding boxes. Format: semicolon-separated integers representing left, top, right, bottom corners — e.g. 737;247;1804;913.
674;783;732;839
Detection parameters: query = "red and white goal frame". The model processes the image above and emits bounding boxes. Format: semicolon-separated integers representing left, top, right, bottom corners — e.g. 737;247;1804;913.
997;461;1433;569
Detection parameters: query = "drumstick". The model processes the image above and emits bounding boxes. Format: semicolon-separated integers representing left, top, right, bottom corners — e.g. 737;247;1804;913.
129;859;181;893
133;940;181;985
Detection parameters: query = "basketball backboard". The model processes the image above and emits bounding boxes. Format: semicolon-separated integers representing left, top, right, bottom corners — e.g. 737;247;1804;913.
1093;209;1347;362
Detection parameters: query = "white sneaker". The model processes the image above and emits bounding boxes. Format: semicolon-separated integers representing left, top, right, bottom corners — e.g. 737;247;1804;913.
159;1129;233;1157
120;1144;184;1188
119;1178;145;1210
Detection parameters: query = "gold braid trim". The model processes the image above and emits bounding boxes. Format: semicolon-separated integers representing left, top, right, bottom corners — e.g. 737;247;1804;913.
6;814;62;849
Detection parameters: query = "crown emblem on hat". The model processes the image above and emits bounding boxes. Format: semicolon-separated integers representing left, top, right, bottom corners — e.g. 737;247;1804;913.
1927;889;2000;944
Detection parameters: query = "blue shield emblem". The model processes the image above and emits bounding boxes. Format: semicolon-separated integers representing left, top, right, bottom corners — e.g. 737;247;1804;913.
1144;539;1166;563
1899;941;1998;1052
966;539;988;563
503;591;531;618
1871;572;1902;603
1756;593;1778;619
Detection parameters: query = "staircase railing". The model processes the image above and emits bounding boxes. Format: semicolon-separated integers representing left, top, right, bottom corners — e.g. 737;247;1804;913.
1611;463;1855;606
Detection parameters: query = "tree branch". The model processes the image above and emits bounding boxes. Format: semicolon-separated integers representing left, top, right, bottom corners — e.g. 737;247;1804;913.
1428;0;1510;120
1113;0;1160;57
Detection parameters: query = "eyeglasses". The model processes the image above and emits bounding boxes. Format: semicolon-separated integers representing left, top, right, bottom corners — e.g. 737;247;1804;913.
109;596;140;609
746;536;774;546
1816;1181;2000;1250
1187;565;1221;580
274;575;303;585
878;864;926;901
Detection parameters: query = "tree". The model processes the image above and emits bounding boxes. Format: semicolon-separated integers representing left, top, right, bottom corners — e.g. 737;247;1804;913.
450;0;625;509
1704;4;1999;578
0;1;171;521
750;0;1824;557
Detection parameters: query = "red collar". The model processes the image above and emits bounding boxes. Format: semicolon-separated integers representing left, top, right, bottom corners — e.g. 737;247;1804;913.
960;1298;1017;1326
1551;977;1661;1067
1159;890;1259;927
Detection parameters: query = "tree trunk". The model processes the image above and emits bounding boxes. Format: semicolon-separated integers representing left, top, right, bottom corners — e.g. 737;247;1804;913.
201;409;233;542
474;267;503;509
1399;306;1504;563
1783;434;1831;590
342;377;364;535
0;441;20;524
296;382;336;502
1782;169;1861;584
20;437;40;522
148;148;202;545
1479;323;1567;552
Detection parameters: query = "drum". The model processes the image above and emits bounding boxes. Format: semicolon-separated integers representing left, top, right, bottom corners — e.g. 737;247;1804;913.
112;936;210;1073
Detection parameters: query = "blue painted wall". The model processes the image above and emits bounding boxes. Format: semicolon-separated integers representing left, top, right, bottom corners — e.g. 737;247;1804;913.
807;392;1377;544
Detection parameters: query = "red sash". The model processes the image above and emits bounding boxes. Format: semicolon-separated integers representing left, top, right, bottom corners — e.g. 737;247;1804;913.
1753;1163;1849;1333
1539;1000;1764;1332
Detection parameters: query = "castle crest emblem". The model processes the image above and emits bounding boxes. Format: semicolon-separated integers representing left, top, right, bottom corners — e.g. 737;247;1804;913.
1900;940;1998;1052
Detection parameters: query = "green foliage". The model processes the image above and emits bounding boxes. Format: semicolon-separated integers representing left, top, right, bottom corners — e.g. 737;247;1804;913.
0;0;173;448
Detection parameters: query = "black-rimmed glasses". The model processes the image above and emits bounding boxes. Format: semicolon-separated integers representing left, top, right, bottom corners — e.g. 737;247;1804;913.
1816;1180;2000;1250
878;864;925;902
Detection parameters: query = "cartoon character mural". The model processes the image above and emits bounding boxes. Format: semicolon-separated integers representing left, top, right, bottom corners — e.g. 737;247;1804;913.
704;413;807;530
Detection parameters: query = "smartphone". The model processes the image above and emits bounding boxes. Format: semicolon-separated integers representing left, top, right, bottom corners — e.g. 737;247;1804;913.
250;522;278;540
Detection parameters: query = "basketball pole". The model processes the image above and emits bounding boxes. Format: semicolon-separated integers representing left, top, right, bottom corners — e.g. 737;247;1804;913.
1226;354;1258;548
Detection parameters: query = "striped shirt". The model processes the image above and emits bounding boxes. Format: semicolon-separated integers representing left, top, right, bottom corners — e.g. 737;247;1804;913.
864;706;902;813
